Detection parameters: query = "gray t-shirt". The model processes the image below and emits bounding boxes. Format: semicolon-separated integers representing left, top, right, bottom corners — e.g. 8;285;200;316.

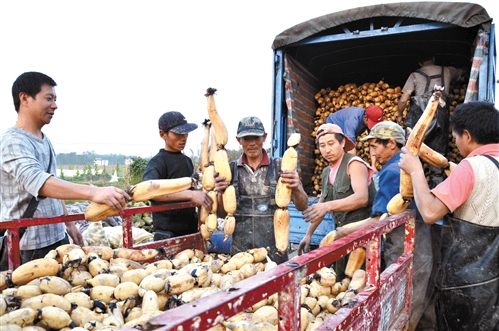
1;127;66;250
401;64;463;96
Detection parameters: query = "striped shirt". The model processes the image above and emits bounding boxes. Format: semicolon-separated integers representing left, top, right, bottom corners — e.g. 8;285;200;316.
1;127;66;250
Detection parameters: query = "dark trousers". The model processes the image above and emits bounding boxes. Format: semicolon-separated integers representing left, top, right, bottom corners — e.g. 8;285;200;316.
416;224;442;331
21;234;70;264
384;219;434;331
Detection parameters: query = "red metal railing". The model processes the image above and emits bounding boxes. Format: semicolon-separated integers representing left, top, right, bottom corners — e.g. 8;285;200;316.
0;202;205;270
1;202;415;330
122;210;415;331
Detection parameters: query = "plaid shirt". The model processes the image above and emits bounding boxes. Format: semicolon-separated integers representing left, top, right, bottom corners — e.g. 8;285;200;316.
1;127;65;250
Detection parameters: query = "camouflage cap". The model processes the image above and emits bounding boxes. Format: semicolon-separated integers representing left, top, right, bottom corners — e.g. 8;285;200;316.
236;116;265;137
361;121;406;144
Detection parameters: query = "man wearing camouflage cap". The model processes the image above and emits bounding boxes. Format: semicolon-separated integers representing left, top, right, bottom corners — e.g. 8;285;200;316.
335;121;434;330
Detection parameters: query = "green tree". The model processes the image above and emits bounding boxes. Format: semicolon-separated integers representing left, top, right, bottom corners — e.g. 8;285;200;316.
128;156;149;185
115;160;121;177
84;162;92;180
93;160;100;177
60;168;65;179
226;147;243;161
101;165;110;180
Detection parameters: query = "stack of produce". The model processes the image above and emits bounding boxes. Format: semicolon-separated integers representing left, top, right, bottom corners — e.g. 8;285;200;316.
446;81;466;164
127;201;153;232
311;79;467;196
225;266;367;330
311;81;402;196
274;133;301;256
199;120;219;241
203;88;237;243
0;242;367;330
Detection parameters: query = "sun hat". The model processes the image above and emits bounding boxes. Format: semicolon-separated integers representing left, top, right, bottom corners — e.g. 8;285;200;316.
316;123;355;152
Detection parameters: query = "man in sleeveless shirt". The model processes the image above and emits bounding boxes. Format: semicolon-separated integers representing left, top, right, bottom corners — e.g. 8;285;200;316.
298;123;376;280
399;101;499;331
396;53;464;189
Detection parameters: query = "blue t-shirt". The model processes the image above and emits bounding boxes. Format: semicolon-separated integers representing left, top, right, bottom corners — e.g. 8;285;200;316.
371;152;419;218
325;107;367;143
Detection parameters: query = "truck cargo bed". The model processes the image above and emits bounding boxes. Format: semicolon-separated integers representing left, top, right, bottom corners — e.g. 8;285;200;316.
270;2;495;195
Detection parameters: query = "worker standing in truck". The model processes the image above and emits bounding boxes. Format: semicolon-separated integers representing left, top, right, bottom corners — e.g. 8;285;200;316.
399;101;499;331
214;116;308;264
396;53;465;189
326;105;383;171
297;123;376;280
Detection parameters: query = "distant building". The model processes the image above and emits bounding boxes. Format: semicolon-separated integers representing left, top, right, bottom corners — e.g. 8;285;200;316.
94;158;109;166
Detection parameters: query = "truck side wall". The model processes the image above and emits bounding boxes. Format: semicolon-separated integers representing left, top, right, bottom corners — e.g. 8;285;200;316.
283;56;320;195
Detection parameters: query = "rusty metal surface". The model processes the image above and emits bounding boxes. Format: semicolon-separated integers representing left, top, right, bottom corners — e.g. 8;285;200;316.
133;210;415;331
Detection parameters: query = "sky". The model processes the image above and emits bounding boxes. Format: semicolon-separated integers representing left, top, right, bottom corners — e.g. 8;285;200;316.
0;0;497;159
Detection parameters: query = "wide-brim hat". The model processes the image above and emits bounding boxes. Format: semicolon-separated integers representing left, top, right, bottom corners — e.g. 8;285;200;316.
316;123;355;152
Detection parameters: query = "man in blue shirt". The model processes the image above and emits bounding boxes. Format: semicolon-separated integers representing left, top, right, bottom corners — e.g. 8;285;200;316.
325;105;383;154
335;121;434;331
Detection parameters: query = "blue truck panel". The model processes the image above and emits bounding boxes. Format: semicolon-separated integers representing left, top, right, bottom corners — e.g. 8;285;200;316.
288;199;334;245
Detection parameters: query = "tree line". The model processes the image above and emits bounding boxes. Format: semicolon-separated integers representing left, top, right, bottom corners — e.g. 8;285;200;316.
56;152;129;165
56;147;244;185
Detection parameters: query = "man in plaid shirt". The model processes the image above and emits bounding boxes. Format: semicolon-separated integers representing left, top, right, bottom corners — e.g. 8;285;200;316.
1;72;130;263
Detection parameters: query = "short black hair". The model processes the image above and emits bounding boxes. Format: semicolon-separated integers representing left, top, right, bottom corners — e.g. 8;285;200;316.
12;72;57;112
450;101;499;145
418;52;434;64
374;138;403;150
334;133;344;144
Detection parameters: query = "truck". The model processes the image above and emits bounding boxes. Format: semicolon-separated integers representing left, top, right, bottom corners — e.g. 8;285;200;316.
270;2;496;244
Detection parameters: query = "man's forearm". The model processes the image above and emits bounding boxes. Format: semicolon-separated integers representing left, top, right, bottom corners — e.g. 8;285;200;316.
397;101;405;116
40;177;95;201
